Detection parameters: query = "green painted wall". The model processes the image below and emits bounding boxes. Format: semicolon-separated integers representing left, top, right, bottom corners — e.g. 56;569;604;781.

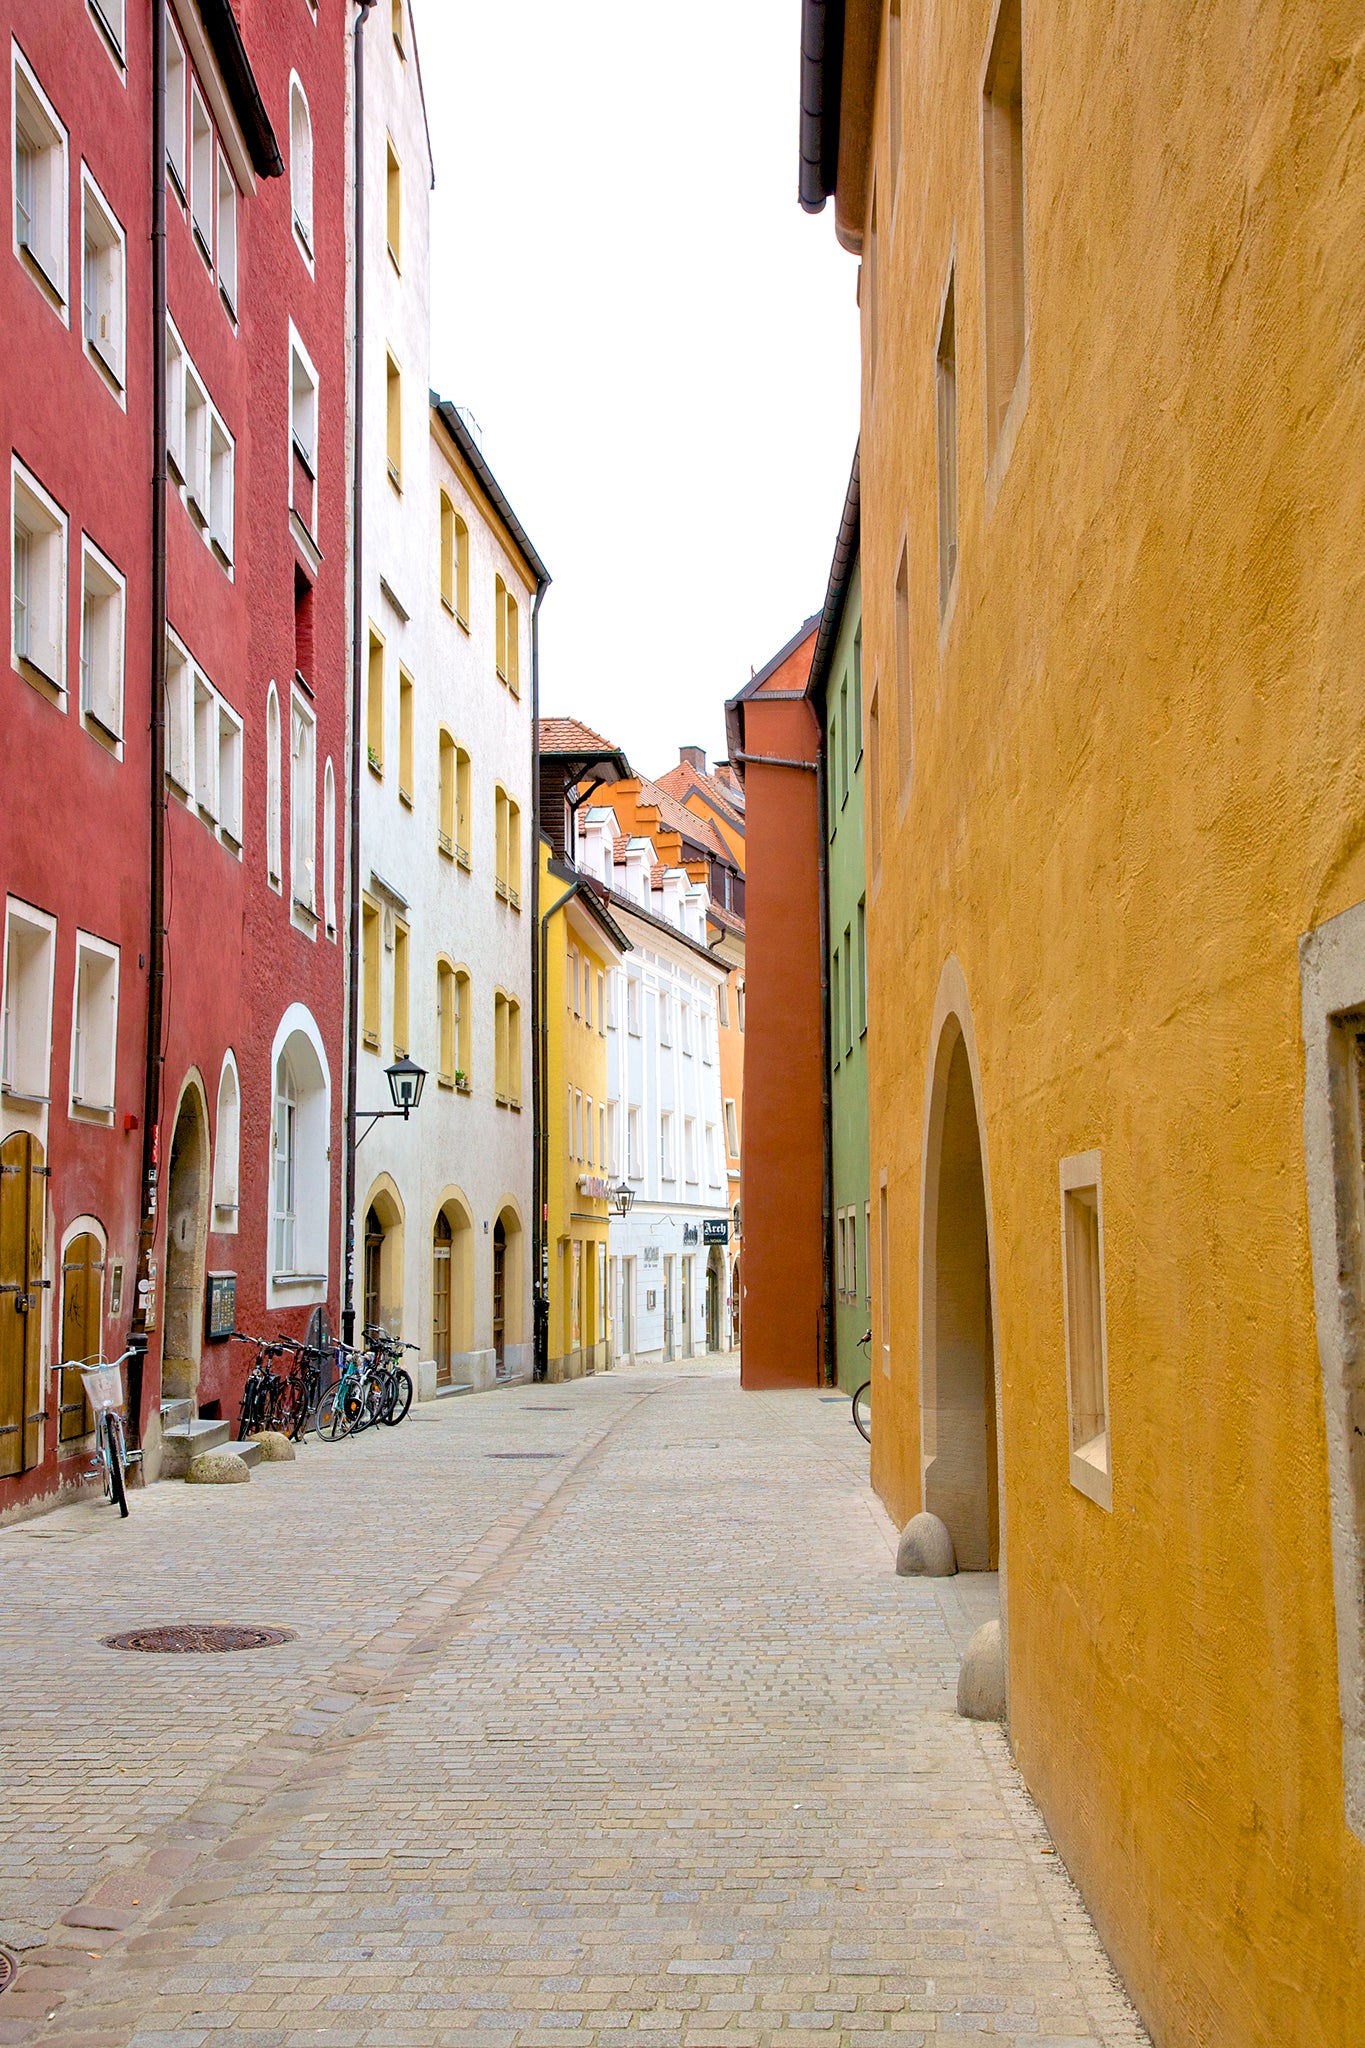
821;560;870;1393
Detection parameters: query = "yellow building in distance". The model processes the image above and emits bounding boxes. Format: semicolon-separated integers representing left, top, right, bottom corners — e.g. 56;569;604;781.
799;1;1365;2043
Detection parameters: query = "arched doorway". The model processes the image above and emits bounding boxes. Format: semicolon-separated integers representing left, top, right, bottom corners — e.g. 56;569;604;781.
432;1196;473;1387
432;1211;452;1385
921;1018;999;1572
163;1080;210;1404
361;1180;404;1340
59;1225;105;1442
729;1254;741;1350
706;1244;724;1352
492;1217;506;1373
493;1204;524;1377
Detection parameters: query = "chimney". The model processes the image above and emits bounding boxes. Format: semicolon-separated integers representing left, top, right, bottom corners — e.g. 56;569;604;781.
679;745;706;773
714;761;735;790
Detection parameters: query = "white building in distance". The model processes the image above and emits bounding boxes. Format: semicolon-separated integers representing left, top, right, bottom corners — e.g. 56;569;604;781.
352;0;540;1387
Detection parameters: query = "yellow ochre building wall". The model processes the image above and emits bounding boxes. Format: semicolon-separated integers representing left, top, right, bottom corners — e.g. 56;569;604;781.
856;1;1365;2042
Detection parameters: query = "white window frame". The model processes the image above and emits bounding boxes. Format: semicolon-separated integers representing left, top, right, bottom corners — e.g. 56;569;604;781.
2;897;57;1111
724;1097;739;1158
289;323;320;539
164;11;187;196
323;756;337;937
11;458;68;696
189;80;213;260
12;43;70;318
627;975;641;1036
266;681;282;889
164;629;193;792
216;694;243;850
660;1111;675;1182
80;165;126;395
216;147;237;315
69;929;119;1121
213;1048;240;1231
684;1115;698;1184
193;668;217;822
87;0;126;66
289;72;313;261
79;535;125;743
207;406;234;568
290;689;317;928
627;1104;642;1180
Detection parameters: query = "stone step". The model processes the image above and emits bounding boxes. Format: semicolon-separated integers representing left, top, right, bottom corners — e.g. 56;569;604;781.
161;1416;231;1479
228;1438;263;1468
160;1398;193;1430
430;1382;474;1401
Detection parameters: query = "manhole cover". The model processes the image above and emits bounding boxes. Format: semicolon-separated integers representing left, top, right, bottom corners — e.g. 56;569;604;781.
0;1949;15;1995
485;1452;564;1460
102;1624;297;1654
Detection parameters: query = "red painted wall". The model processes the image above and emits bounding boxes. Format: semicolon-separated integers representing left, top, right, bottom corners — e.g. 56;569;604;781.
732;631;825;1389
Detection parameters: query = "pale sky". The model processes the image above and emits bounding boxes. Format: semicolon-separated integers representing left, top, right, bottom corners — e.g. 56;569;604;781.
417;0;861;783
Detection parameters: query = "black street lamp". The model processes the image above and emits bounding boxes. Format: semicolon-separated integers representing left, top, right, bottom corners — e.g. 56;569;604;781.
356;1056;427;1144
612;1182;636;1217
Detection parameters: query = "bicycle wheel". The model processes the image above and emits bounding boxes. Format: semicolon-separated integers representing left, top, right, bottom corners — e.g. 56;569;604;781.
104;1412;129;1516
383;1368;413;1426
852;1382;872;1444
316;1381;347;1442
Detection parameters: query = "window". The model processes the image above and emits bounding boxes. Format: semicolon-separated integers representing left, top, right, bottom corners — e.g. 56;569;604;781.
166;325;184;478
362;898;381;1047
607;1102;618;1174
69;933;118;1117
718;980;730;1028
217;149;237;312
182;360;208;521
837;1211;847;1298
455;747;471;865
865;1200;872;1302
291;696;316;916
506;799;521;907
190;83;213;257
438;731;456;854
887;0;902;189
495;788;510;899
936;271;958;613
194;671;217;820
857;897;867;1034
266;682;282;886
322;758;336;935
217;691;240;841
849;1208;858;1307
12;462;66;688
627;976;641;1036
290;76;313;255
392;0;405;54
895;543;911;782
164;634;190;791
585;1095;594;1165
599;1104;607;1169
682;1117;698;1185
392;919;410;1055
82;171;125;388
494;574;508;678
454;968;470;1082
398;669;414;804
681;1003;693;1057
724;1098;739;1158
839;676;850;803
386;351;402;488
439;491;456;611
659;991;672;1047
271;1025;329;1285
385;137;401;267
854;626;863;754
80;540;124;739
90;0;125;61
843;924;854;1056
367;627;384;771
569;945;580;1015
13;49;69;309
831;947;842;1068
437;960;456;1083
597;972;605;1035
504;587;520;695
828;708;838;834
208;410;234;567
165;14;186;192
505;1002;521;1107
660;1112;675;1181
290;330;319;537
2;900;55;1103
583;969;592;1031
983;0;1026;458
213;1052;240;1227
628;1105;642;1179
1060;1153;1111;1510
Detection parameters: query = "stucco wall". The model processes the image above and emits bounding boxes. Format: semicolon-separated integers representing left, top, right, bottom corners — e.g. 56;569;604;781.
858;0;1365;2038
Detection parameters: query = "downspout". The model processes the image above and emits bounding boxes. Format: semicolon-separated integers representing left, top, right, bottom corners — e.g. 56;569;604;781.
129;0;170;1444
529;579;548;1379
342;0;376;1347
536;872;583;1381
814;725;835;1388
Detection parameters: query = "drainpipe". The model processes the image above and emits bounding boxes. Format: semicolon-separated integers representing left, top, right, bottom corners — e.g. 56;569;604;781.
129;0;170;1444
535;871;583;1381
814;731;835;1389
529;579;549;1378
342;0;376;1348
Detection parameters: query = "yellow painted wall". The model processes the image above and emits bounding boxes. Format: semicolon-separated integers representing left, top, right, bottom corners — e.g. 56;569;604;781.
858;1;1365;2041
542;841;613;1381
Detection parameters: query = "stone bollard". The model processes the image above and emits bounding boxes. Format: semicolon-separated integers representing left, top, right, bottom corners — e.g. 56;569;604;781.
957;1617;1007;1721
251;1431;297;1462
896;1511;957;1577
186;1449;250;1485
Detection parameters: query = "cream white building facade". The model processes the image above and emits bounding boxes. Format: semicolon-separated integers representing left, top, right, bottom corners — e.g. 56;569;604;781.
352;0;537;1389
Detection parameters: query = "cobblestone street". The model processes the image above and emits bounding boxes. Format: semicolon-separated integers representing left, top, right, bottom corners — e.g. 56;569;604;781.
0;1362;1148;2048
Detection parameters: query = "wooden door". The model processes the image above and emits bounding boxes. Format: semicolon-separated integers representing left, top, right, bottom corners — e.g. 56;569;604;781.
0;1131;47;1479
59;1231;102;1441
492;1219;506;1370
363;1207;382;1335
432;1212;452;1387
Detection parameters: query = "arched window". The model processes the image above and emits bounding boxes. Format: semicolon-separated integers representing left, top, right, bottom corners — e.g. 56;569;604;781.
504;587;520;695
507;798;521;907
266;683;281;886
440;492;455;609
506;997;521;1107
455;967;470;1084
436;958;456;1083
270;1011;329;1292
494;574;508;680
494;786;508;897
454;513;468;623
213;1051;240;1230
456;747;471;864
323;756;336;936
290;77;313;253
438;730;456;854
494;990;508;1102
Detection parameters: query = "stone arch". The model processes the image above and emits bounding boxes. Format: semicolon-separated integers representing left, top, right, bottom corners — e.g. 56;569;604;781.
163;1070;211;1404
268;1004;332;1307
360;1171;405;1341
431;1186;474;1378
493;1198;525;1365
919;959;1005;1577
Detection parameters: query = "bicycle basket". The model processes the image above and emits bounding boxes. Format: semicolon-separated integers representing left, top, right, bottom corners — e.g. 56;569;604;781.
80;1361;124;1414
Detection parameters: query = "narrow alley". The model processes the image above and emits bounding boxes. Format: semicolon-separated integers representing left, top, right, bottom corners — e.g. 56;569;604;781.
0;1367;1145;2047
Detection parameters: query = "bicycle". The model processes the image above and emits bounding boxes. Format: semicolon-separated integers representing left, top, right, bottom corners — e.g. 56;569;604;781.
57;1350;140;1516
231;1332;291;1440
852;1328;873;1444
363;1326;416;1427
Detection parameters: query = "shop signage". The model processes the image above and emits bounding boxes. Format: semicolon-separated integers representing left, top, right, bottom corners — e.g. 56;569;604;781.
643;1245;660;1267
703;1219;730;1244
682;1224;699;1245
205;1271;236;1341
577;1174;614;1200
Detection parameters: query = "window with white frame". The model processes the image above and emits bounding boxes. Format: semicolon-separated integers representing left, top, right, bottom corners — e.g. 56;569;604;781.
585;1094;594;1166
607;971;618;1028
216;149;237;313
290;331;318;536
717;979;730;1027
166;325;184;478
164;632;192;791
12;48;68;309
208;410;234;566
627;975;640;1035
189;83;212;256
193;671;217;820
684;1116;697;1183
681;1002;692;1056
271;1023;328;1284
627;1104;642;1179
660;1111;675;1181
80;539;123;739
167;322;233;571
724;1097;739;1158
291;694;316;917
69;932;118;1118
266;683;282;887
323;757;336;935
2;900;55;1104
89;0;125;61
82;170;125;387
274;1054;298;1273
659;991;672;1046
165;13;186;192
12;462;67;689
213;1051;240;1227
607;1102;618;1175
598;1103;606;1170
597;971;605;1035
706;1123;720;1186
182;359;208;520
289;76;312;254
217;698;242;846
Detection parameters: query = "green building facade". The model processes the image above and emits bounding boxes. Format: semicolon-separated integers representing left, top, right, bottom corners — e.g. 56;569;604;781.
809;452;870;1394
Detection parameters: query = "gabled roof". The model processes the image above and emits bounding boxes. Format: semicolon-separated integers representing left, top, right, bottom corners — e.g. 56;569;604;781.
655;760;747;827
539;717;618;756
633;777;735;865
724;616;821;771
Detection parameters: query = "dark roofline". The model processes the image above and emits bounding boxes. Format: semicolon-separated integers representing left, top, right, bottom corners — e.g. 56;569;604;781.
799;0;844;213
723;614;821;776
606;888;726;971
199;0;283;178
806;441;860;710
546;855;632;953
432;395;551;591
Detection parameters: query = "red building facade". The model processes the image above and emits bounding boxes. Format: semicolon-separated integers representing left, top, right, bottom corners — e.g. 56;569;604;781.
1;0;349;1516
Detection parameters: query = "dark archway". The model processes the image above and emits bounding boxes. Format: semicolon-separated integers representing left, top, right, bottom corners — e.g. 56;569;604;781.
163;1082;210;1404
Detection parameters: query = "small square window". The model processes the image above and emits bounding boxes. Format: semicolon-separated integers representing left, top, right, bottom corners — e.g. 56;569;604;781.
80;540;124;740
2;900;56;1104
70;933;118;1118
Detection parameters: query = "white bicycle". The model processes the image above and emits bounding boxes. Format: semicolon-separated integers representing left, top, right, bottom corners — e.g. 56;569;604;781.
58;1349;140;1517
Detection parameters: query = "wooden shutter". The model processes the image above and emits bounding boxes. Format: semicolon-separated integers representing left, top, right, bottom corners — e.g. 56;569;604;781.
0;1132;48;1478
59;1232;102;1442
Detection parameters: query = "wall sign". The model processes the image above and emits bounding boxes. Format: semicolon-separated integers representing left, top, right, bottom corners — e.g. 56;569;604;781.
205;1271;237;1341
643;1245;660;1267
682;1223;699;1245
703;1219;730;1244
